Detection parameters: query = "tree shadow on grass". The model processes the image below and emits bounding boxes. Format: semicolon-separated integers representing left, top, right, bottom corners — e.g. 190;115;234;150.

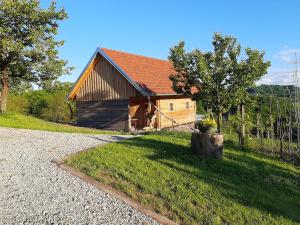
118;135;300;223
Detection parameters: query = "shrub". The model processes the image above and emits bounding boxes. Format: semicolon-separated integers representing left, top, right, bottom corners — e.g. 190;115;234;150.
26;90;49;116
6;89;74;123
41;92;71;123
7;94;29;114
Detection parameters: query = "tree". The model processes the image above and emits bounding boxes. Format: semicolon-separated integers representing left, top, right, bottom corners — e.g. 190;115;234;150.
0;0;71;113
42;80;73;92
9;77;33;94
169;33;270;134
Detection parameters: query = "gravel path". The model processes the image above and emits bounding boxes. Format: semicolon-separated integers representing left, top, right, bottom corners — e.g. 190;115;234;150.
0;127;159;225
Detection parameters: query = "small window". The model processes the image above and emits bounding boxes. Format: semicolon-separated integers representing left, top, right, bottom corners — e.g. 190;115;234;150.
186;102;190;109
169;103;174;111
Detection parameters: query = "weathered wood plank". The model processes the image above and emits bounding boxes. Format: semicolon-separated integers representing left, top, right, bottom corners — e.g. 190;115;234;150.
76;100;129;131
76;55;140;101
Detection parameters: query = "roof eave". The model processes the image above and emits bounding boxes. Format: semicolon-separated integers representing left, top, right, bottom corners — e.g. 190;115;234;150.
67;47;149;100
67;48;100;100
151;93;182;96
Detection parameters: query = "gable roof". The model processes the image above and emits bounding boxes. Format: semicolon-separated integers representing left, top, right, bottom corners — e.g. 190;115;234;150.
68;47;177;100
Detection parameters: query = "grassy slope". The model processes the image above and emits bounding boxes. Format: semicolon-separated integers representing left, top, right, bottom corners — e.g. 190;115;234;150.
0;113;119;134
67;131;300;225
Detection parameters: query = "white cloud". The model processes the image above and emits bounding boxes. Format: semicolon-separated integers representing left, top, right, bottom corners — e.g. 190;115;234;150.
257;46;300;86
283;44;289;49
256;69;300;86
273;47;300;63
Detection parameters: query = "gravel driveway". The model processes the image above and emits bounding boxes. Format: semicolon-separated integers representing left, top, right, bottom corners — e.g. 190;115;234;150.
0;127;158;225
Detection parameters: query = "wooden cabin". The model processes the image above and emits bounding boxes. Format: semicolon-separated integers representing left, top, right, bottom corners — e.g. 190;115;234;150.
68;48;196;131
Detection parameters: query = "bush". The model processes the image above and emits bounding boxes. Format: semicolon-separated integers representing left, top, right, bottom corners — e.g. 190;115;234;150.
7;88;74;123
41;92;71;123
26;90;49;116
7;94;29;114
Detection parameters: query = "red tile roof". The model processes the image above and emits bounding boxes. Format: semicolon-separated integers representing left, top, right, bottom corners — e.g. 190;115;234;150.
101;48;177;95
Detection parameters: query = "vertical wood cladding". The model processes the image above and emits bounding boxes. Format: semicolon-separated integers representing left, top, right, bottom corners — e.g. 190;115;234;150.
77;100;129;131
76;55;139;101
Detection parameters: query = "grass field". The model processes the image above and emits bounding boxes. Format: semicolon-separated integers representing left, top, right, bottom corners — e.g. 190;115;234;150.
0;113;119;134
67;131;300;225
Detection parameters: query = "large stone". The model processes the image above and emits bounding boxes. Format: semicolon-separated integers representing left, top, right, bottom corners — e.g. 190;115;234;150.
191;132;224;159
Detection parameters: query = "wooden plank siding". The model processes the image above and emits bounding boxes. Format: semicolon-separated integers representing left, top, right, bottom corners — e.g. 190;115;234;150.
157;97;196;128
72;54;196;131
76;55;140;101
77;100;129;131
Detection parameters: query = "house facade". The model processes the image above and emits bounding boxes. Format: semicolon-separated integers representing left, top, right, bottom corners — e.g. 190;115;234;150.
68;48;196;131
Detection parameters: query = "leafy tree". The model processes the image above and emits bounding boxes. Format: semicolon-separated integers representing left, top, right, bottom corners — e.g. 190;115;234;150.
0;0;71;113
43;80;73;92
169;33;270;133
9;77;33;94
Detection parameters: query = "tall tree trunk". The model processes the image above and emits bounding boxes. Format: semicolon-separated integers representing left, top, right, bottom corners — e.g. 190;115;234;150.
240;102;245;146
0;69;9;114
217;112;222;133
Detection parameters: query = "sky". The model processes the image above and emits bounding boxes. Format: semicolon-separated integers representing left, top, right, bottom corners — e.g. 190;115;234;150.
41;0;300;86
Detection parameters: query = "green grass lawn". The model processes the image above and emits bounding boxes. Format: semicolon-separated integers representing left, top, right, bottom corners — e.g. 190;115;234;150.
67;131;300;225
0;113;119;134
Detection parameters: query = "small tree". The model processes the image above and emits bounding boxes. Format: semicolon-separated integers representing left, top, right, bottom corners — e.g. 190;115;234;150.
0;0;71;113
169;33;270;133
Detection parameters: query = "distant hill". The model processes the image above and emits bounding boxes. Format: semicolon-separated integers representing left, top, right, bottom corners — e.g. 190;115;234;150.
249;85;296;98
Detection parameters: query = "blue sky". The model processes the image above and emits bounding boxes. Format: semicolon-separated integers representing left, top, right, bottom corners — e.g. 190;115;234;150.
42;0;300;85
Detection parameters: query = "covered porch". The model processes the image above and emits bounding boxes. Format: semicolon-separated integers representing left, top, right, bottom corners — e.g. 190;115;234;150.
129;97;158;131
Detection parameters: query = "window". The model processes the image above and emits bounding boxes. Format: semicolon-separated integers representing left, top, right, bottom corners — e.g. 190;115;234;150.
169;103;174;111
186;102;190;109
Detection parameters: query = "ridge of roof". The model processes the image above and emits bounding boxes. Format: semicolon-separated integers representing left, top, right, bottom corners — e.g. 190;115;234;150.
100;47;171;64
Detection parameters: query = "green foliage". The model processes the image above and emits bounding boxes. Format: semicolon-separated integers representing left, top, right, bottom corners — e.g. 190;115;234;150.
7;94;29;114
231;94;293;137
0;0;72;112
6;82;75;123
0;113;119;134
41;80;74;92
26;90;49;116
250;85;295;99
9;77;33;94
169;33;270;132
67;131;300;225
227;113;252;136
40;92;71;123
196;101;206;114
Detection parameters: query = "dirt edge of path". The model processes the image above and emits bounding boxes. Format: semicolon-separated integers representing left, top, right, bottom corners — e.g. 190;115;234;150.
53;157;178;225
